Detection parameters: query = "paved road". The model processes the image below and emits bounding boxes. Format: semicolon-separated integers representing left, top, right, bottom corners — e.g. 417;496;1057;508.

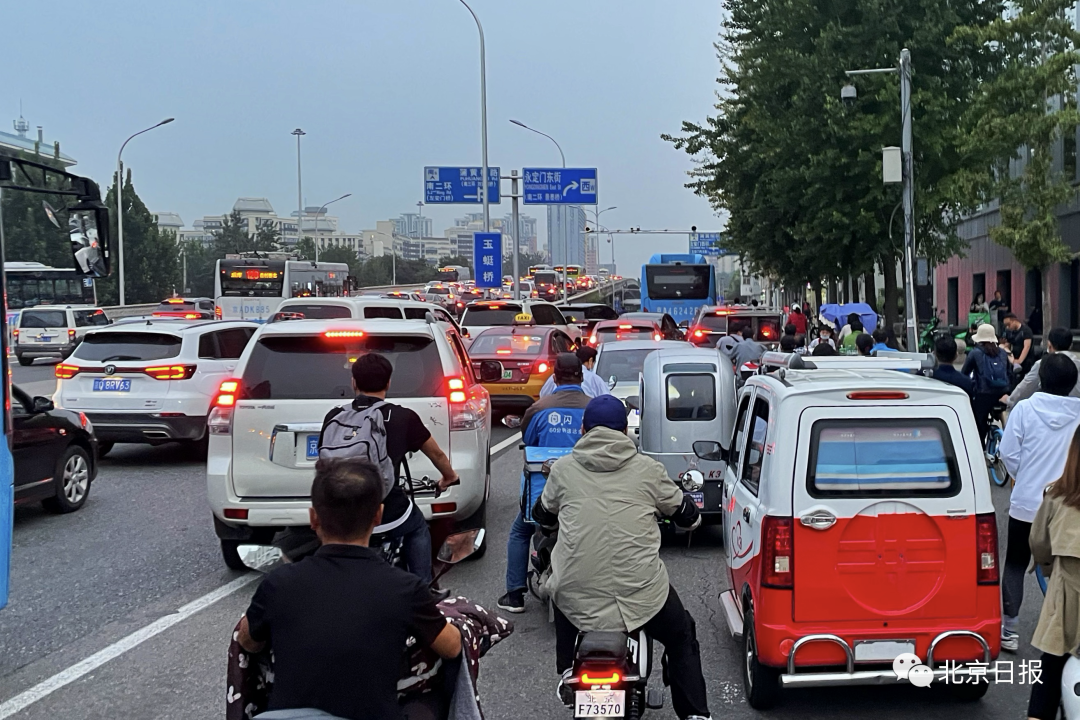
0;369;1048;718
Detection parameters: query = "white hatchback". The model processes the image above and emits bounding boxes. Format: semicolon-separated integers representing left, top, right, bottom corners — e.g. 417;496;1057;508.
205;318;495;569
54;320;257;455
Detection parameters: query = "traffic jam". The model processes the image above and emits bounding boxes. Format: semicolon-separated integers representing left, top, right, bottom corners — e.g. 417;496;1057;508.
4;255;1076;720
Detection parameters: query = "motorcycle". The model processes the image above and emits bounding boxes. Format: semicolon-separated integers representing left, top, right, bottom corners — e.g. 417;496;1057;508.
560;629;663;720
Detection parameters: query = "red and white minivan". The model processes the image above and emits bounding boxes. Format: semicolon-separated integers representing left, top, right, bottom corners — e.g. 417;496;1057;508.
700;352;1001;708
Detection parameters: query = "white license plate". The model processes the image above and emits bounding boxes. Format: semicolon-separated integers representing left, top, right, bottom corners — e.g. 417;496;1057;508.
854;640;915;662
574;690;625;718
689;491;705;508
501;369;513;380
92;378;131;392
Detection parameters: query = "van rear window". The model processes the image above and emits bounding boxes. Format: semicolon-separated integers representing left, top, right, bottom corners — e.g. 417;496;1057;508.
807;420;959;497
279;304;352;320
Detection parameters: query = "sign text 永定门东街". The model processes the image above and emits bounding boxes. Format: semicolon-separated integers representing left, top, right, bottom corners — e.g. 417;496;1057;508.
424;167;501;204
522;168;598;205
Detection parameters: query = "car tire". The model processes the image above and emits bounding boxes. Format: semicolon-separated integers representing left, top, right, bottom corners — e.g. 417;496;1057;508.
742;606;782;709
186;435;209;459
97;442;115;458
42;445;92;514
948;676;991;701
220;540;247;571
16;355;31;366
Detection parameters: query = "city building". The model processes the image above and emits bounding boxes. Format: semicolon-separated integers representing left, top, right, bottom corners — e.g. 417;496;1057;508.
499;213;538;255
547;206;586;268
152;212;184;237
199;198;300;246
394;212;433;239
0;115;76;167
178;220;214;248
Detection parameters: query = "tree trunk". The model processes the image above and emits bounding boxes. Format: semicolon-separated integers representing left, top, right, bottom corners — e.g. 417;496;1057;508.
827;279;837;304
881;254;900;331
811;278;822;311
864;270;878;312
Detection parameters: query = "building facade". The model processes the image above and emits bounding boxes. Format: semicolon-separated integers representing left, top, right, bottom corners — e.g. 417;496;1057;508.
547;206;586;268
1;116;76;167
394;213;433;239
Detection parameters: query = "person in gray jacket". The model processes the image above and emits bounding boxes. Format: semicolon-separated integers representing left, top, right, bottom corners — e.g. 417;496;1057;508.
1008;327;1080;408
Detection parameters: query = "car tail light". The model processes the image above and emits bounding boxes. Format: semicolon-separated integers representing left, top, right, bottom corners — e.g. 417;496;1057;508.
12;328;18;339
588;335;598;346
145;364;197;380
976;512;999;584
535;361;549;374
653;333;662;342
579;671;622;686
431;502;457;514
214;306;222;319
55;364;80;379
619;324;632;329
208;379;240;435
446;377;467;404
78;412;90;430
184;313;199;319
847;391;910;400
762;516;794;588
68;329;76;339
446;377;488;430
692;327;705;339
223;508;248;520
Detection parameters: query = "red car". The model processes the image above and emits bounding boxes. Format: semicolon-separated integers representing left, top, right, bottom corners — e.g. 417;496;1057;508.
587;319;663;346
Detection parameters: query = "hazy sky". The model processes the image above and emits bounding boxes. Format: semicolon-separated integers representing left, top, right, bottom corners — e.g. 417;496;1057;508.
4;0;723;273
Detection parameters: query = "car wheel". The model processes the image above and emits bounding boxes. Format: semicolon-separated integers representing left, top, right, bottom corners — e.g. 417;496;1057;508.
16;355;31;366
220;540;247;571
97;442;115;458
742;606;782;709
42;445;92;514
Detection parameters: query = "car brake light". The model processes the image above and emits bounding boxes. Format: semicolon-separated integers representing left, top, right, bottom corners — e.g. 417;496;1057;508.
214;306;222;319
588;335;598;346
580;671;622;686
11;328;17;339
762;516;793;588
446;376;467;403
715;309;729;315
324;330;365;339
692;328;704;338
145;364;196;380
223;508;248;520
654;333;662;342
976;512;999;584
618;324;632;329
535;361;549;374
68;328;76;339
184;313;199;319
55;364;79;379
847;391;910;400
209;379;240;435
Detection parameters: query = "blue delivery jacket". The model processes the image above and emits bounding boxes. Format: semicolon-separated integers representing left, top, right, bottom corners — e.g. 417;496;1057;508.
519;385;591;521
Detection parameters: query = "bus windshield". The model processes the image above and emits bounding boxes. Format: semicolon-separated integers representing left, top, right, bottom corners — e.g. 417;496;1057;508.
644;265;711;300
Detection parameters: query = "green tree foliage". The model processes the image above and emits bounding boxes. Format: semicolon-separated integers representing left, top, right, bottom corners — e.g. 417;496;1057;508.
503;251;548;275
181;241;218;297
318;245;363;277
954;0;1080;271
293;237;317;261
96;169;182;305
663;0;1002;322
355;255;441;287
0;151;73;269
211;210;281;256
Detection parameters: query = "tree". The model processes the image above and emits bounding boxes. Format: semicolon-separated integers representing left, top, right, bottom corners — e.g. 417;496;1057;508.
319;245;363;277
293;237;317;261
96;169;182;304
663;0;1003;327
210;210;281;256
181;240;218;297
503;251;548;275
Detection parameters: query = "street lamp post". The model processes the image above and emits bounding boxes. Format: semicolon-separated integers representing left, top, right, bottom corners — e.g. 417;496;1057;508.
313;194;352;262
844;48;917;351
458;0;490;232
116;118;174;306
291;129;306;250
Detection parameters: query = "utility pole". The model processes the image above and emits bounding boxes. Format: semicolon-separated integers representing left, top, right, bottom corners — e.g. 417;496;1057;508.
899;48;917;352
510;170;522;300
292;128;305;251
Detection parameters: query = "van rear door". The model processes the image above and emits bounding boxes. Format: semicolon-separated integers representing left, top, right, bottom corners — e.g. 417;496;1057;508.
791;404;977;623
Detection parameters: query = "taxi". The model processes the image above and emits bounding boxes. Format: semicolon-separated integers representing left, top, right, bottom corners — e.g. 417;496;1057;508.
587;318;663;345
695;352;1000;708
467;316;575;412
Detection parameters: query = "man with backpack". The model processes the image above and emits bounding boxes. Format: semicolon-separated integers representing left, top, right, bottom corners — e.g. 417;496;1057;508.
960;323;1012;444
319;353;459;584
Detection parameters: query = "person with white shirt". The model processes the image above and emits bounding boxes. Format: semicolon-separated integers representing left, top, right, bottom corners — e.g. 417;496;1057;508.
999;353;1080;652
539;346;612;398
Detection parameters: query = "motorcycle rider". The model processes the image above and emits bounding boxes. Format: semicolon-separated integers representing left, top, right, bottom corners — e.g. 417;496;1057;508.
498;352;591;614
533;395;712;720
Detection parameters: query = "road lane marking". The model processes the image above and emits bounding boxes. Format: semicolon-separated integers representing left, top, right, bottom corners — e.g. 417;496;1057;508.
0;573;259;719
490;432;521;456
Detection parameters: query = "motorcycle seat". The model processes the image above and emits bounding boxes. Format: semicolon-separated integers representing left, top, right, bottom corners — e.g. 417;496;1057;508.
575;631;630;662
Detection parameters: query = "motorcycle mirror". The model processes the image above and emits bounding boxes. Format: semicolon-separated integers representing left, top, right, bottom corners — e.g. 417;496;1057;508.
502;415;522;429
679;468;705;492
236;544;285;573
692;440;727;463
436;528;484;564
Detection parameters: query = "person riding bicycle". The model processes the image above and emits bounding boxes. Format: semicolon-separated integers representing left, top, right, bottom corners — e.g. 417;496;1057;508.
961;324;1012;444
532;395;712;720
498;352;590;614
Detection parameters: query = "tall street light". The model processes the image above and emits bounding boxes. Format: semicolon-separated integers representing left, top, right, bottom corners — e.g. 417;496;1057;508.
844;48;916;350
586;206;617;275
458;0;490;232
117;117;174;306
291;128;306;250
313;194;352;262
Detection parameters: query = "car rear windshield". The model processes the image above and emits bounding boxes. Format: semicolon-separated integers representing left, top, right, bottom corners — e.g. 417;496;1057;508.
696;313;728;331
279;304;352;320
727;316;782;342
155;301;198;312
596;326;654;342
20;310;66;328
461;305;523;326
666;373;717;421
74;332;183;361
426;287;450;295
534;272;558;286
363;306;404;319
242;334;444;400
807;419;960;497
469;332;546;356
595;348;655;383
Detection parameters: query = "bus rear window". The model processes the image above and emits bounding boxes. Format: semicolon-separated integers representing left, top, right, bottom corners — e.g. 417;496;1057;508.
644;265;710;300
807;420;959;497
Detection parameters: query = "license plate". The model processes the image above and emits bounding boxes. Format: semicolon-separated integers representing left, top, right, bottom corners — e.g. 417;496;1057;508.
501;369;513;380
574;690;625;718
853;640;915;662
689;491;705;508
306;435;319;459
92;378;131;392
38;336;52;342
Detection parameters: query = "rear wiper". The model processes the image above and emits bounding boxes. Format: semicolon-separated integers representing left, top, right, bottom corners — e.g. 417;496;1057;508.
100;355;142;362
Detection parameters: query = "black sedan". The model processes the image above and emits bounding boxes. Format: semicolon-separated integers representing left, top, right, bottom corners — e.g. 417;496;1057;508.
12;385;98;513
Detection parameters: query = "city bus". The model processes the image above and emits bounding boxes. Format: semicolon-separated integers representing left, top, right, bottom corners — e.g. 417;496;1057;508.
4;262;96;329
214;256;351;321
526;264;551;280
437;265;471;283
640;253;717;322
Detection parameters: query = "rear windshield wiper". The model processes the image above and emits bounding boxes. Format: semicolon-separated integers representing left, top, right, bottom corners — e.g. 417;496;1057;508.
99;355;143;362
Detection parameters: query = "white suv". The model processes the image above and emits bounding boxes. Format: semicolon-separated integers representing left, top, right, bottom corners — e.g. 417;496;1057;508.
15;305;111;365
206;318;495;568
54;320;257;455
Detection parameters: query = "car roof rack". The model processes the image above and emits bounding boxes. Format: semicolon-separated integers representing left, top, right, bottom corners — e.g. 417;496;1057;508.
759;351;935;373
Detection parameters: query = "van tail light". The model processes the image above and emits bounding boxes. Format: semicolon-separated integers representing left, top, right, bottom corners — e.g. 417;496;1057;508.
55;364;80;379
145;364;197;380
762;516;794;588
68;328;76;340
976;512;1000;584
208;379;240;436
12;328;18;340
446;376;488;430
214;306;222;319
847;391;910;400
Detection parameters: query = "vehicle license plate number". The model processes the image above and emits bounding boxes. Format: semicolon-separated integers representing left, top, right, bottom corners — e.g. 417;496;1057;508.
306;435;319;459
689;491;705;508
575;690;625;718
92;378;130;392
854;640;915;662
501;369;513;380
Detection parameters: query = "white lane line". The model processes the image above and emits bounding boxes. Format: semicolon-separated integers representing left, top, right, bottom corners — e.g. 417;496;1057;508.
0;573;259;719
490;432;521;456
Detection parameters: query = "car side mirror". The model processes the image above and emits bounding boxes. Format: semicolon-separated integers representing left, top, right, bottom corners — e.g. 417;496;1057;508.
460;328;470;338
692;440;728;463
625;395;640;411
32;396;54;413
477;360;502;383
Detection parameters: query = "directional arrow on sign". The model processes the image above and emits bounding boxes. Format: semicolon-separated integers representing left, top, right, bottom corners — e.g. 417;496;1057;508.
563;181;578;197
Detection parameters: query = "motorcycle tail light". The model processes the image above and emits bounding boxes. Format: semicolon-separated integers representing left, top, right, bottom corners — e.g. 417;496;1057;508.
762;516;794;588
579;671;622;686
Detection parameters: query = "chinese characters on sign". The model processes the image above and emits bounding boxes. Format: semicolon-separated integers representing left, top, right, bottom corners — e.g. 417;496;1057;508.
473;232;503;288
423;167;501;204
522;168;598;205
689;232;726;257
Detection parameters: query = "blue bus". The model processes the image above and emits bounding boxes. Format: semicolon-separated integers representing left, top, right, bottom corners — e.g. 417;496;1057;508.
640;253;717;322
0;154;111;609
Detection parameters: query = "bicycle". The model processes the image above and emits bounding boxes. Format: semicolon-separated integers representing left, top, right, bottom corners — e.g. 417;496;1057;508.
985;403;1010;487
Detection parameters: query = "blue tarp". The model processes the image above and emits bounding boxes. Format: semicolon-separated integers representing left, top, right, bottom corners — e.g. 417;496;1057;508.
818;303;879;331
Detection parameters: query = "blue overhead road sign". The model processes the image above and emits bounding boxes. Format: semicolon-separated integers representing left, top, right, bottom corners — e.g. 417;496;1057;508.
689;232;726;257
424;167;501;204
474;232;503;288
522;168;598;205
